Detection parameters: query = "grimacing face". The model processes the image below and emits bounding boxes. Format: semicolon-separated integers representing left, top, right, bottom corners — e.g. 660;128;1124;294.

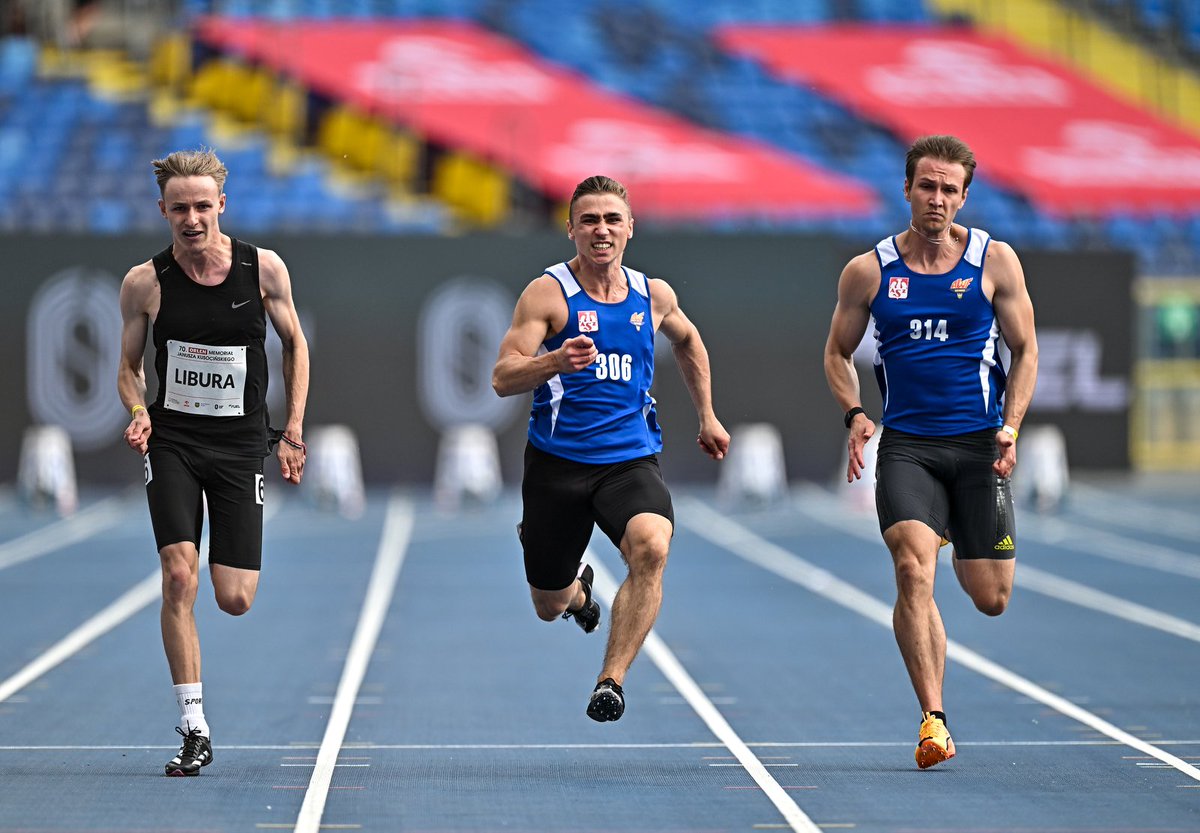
568;193;633;266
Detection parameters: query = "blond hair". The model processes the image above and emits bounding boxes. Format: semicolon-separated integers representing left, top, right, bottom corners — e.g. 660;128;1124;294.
152;148;228;196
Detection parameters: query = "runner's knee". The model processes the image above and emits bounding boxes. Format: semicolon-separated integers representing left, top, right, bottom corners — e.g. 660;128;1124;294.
215;588;253;616
970;586;1009;617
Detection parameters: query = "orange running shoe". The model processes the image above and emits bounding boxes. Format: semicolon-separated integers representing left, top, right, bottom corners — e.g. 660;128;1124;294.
915;712;956;769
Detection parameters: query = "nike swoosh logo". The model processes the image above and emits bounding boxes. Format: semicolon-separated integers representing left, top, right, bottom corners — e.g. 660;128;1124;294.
231;300;252;309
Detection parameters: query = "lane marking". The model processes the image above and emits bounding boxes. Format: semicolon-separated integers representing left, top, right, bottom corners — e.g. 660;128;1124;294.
1067;483;1200;539
0;494;132;571
589;557;821;833
1024;513;1200;580
293;495;413;833
6;739;1200;752
0;499;281;705
678;497;1200;784
791;487;1200;644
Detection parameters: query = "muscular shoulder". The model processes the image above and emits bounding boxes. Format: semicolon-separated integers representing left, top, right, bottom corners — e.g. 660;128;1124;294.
983;239;1026;293
255;247;294;298
520;274;567;311
120;260;159;306
648;277;678;313
839;250;881;303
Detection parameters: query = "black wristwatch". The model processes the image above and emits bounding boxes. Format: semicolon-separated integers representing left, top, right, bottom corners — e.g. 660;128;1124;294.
844;406;866;428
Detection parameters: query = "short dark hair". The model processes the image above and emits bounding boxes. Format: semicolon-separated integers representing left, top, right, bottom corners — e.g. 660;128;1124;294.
569;175;631;219
905;135;976;189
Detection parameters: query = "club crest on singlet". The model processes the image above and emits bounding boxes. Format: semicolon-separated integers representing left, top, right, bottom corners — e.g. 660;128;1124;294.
578;310;599;332
164;339;247;416
888;277;910;299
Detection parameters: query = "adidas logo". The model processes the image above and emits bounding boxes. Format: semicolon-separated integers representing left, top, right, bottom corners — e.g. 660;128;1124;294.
994;535;1015;551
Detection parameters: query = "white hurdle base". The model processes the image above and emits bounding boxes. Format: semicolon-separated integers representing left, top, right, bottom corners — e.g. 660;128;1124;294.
717;423;788;506
303;424;366;519
1013;424;1069;513
434;423;502;510
18;424;77;516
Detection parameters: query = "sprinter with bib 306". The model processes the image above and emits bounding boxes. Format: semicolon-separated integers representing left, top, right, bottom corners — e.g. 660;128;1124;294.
492;175;730;723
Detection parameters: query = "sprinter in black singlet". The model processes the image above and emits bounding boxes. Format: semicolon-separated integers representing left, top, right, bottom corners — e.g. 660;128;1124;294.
117;148;310;777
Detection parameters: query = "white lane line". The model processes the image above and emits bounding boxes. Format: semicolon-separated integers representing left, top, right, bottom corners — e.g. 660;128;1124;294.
294;495;414;833
588;557;821;833
1068;483;1200;539
792;486;1200;643
0;494;132;571
678;497;1200;784
1022;513;1200;580
6;739;1200;752
0;499;281;705
1014;567;1200;644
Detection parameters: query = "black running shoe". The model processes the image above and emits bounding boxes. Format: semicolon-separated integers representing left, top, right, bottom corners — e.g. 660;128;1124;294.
587;677;625;722
165;726;213;776
562;564;601;634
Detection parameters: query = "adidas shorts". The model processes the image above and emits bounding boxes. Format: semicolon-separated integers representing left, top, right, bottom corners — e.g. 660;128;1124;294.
144;438;265;570
520;442;674;591
875;427;1015;560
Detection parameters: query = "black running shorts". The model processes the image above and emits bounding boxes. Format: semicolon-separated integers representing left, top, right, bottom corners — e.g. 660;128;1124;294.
144;438;265;570
520;442;675;591
875;427;1016;560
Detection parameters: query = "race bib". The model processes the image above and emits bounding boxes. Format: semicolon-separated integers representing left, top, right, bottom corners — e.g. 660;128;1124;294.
164;339;247;416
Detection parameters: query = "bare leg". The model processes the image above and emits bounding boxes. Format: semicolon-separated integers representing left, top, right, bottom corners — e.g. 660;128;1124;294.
884;520;945;712
600;513;672;685
210;563;260;616
160;542;201;684
951;551;1014;616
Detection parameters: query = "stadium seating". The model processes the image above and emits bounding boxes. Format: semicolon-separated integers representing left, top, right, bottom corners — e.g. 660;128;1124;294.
0;0;1197;275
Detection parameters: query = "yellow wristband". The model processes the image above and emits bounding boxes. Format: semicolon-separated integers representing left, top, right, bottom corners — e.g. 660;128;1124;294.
131;404;147;418
1001;424;1018;440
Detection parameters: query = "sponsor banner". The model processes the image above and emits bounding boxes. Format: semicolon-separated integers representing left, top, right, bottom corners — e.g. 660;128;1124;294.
717;25;1200;214
0;234;1130;486
193;17;876;219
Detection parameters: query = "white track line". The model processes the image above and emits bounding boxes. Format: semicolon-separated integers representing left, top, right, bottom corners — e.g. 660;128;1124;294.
294;495;414;833
792;485;1200;643
6;738;1200;752
1023;514;1200;580
588;556;821;833
0;499;280;705
678;497;1200;783
0;494;131;571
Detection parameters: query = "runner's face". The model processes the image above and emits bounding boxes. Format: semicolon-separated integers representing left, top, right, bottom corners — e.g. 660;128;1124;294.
160;176;225;251
905;157;967;236
568;194;633;266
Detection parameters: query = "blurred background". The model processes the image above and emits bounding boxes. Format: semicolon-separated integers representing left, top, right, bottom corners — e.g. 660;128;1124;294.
0;0;1197;509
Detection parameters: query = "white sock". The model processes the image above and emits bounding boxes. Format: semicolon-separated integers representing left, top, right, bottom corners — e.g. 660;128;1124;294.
173;682;209;738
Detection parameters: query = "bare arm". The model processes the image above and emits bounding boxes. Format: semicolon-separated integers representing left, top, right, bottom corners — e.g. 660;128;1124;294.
492;276;598;397
118;262;156;455
987;240;1038;479
260;248;310;485
653;279;729;460
823;252;878;482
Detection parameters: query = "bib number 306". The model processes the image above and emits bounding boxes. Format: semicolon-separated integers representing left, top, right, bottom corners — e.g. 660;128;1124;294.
594;353;633;381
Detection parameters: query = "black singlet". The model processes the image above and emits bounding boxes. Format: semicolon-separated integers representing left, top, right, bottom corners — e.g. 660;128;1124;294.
149;238;270;457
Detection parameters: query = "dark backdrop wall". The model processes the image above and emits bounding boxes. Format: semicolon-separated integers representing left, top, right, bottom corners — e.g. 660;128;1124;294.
0;234;1132;487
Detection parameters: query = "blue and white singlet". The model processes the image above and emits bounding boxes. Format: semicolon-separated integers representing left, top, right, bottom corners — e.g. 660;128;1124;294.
527;262;662;464
870;228;1006;436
